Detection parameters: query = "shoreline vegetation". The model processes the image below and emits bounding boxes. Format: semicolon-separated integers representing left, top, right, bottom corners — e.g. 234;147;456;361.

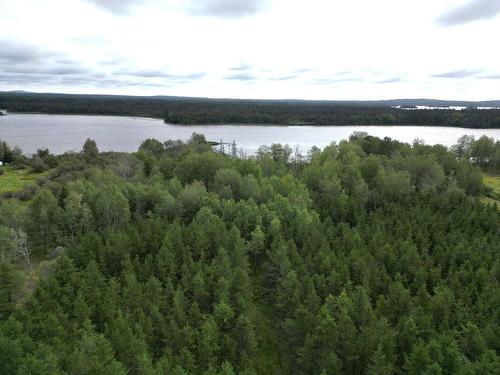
2;132;499;207
1;92;500;128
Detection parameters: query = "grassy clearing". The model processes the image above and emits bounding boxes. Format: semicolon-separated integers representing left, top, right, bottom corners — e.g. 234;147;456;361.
0;166;49;195
483;174;500;195
481;174;500;209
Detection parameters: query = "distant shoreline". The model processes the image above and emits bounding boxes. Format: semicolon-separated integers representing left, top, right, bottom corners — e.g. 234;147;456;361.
2;112;500;131
2;110;500;129
1;92;499;129
0;111;160;121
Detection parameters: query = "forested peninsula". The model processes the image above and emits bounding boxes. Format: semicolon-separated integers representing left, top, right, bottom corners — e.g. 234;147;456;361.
1;133;499;374
1;92;500;128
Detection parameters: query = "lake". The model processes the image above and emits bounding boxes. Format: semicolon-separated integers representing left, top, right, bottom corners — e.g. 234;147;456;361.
0;113;499;155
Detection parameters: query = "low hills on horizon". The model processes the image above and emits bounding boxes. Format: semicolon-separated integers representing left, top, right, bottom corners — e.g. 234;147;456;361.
1;90;500;107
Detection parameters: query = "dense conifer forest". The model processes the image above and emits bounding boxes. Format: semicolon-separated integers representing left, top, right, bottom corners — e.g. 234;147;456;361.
0;132;499;374
1;92;500;128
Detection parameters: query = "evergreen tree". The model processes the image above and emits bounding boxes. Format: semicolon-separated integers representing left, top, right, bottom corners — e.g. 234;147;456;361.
82;138;99;163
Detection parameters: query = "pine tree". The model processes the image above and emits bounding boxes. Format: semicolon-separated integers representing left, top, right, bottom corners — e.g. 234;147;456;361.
68;331;127;375
368;345;392;375
82;138;99;163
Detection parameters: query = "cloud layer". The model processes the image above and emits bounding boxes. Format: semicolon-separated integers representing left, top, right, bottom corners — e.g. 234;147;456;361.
0;0;499;100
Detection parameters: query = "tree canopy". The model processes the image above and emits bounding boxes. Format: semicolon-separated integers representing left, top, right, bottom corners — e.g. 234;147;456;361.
0;133;499;374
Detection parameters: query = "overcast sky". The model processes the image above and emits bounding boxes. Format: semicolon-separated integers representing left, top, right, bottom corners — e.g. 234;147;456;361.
0;0;499;100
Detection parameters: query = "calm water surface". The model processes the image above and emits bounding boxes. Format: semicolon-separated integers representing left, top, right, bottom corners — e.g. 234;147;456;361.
0;113;499;155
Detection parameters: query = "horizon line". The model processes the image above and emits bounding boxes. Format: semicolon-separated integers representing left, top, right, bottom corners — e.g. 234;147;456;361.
1;90;500;104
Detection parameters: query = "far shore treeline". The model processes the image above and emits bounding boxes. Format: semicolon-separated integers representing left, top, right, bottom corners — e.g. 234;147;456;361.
1;92;500;128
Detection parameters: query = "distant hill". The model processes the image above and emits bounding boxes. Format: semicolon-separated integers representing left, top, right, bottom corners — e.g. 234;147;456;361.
1;91;499;107
369;99;500;108
3;90;31;94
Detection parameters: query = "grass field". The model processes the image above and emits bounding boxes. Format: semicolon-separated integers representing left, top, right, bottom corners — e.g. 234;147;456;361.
481;173;500;209
484;174;500;195
0;167;48;194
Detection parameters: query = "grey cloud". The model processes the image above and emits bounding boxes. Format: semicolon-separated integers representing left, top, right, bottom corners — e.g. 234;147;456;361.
377;77;403;84
164;72;207;81
332;70;351;76
311;76;362;85
71;36;107;45
0;41;52;63
267;68;313;81
85;0;143;14
55;58;79;65
230;63;252;71
190;0;267;18
361;68;386;77
100;58;129;66
0;41;88;81
5;66;89;76
480;74;500;79
59;77;143;87
431;69;480;78
177;72;207;80
116;70;207;80
224;73;257;80
294;68;312;74
269;75;298;81
62;78;165;89
437;0;500;26
0;44;105;87
0;74;53;84
0;66;206;88
90;73;108;79
118;69;167;78
0;71;166;89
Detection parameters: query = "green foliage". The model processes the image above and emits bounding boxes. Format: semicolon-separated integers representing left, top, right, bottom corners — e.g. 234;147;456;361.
0;167;49;196
0;134;498;374
0;262;23;319
0;139;23;164
82;138;99;163
68;331;127;375
30;157;48;173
